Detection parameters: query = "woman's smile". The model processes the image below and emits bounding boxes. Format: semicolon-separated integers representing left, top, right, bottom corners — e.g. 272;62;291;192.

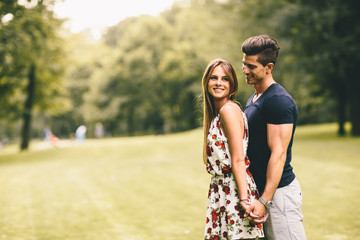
208;66;230;100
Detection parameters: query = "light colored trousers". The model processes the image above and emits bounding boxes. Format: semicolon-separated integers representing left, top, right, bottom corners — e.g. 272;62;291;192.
264;178;306;240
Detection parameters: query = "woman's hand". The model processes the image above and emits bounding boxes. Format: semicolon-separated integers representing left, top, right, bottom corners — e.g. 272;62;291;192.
244;201;269;224
240;200;250;211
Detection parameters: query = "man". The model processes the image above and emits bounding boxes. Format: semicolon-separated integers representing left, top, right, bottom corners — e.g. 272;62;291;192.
241;35;306;240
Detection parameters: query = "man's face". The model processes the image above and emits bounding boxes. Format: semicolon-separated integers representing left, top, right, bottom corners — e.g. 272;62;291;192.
242;54;267;85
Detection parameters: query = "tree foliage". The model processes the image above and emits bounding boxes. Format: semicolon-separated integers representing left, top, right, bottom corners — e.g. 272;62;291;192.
1;0;359;144
273;0;360;135
0;0;67;148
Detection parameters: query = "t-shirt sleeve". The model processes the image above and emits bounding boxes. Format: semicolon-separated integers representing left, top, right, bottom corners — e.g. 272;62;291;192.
263;95;297;124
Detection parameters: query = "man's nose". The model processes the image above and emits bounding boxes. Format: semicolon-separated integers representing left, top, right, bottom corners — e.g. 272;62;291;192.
243;66;249;74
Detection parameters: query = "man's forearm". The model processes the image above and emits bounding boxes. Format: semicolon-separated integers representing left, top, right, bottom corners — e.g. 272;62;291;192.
261;152;286;201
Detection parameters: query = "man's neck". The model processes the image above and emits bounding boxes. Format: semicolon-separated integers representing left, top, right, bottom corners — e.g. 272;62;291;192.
254;76;275;95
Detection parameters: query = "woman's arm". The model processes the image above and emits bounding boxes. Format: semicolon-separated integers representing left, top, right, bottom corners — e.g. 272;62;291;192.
220;103;248;208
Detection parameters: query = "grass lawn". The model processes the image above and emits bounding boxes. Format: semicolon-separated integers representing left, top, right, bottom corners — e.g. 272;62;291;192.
0;123;359;240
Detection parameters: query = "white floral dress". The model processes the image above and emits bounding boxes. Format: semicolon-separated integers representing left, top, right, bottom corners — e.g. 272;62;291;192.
204;113;264;240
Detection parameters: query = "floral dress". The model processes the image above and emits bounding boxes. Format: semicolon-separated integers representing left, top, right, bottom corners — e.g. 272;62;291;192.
204;113;264;240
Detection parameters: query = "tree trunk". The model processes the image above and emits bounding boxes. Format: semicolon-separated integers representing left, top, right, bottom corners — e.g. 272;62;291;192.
348;64;360;136
350;91;360;136
127;106;135;136
336;86;347;136
20;64;36;150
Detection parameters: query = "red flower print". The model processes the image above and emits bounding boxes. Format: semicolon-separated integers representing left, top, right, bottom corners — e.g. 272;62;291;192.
207;163;214;173
213;184;219;193
239;208;246;218
207;145;212;157
222;186;230;195
211;210;218;222
205;117;263;238
222;165;231;174
246;168;253;178
245;156;250;166
213;183;219;193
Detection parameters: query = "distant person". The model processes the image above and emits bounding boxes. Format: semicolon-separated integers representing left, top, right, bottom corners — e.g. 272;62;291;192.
94;122;104;138
42;127;59;146
42;128;52;141
202;58;265;239
50;133;59;146
75;125;87;143
241;35;306;239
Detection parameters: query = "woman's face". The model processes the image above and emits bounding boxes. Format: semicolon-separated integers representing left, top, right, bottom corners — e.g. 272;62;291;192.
207;65;231;102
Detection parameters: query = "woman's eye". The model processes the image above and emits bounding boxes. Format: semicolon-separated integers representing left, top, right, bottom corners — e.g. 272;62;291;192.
210;76;217;80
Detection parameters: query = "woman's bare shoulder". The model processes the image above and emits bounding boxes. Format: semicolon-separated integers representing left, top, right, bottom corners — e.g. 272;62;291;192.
219;102;243;121
220;102;242;115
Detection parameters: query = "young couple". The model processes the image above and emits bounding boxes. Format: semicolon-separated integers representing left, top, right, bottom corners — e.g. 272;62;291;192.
203;35;306;240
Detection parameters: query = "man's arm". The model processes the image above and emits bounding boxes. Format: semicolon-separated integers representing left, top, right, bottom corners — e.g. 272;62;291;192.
245;123;293;222
262;123;293;201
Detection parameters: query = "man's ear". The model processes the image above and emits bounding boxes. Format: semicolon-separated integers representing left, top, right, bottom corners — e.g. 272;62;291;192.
266;63;274;73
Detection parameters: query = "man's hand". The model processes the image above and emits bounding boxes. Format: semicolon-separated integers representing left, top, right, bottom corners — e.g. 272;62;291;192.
244;200;268;224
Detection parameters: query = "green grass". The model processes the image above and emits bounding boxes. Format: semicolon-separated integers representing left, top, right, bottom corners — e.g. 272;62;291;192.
0;123;359;240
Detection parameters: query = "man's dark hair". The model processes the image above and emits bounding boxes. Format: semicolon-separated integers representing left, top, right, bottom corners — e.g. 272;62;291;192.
241;35;280;66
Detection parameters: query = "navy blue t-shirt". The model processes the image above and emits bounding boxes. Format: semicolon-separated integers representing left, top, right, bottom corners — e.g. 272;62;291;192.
244;83;297;194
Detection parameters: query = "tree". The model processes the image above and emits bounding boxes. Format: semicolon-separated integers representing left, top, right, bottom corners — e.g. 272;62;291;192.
276;0;360;135
0;0;66;149
100;15;173;135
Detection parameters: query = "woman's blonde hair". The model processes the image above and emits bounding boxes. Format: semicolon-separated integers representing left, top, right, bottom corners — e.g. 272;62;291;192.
201;58;239;164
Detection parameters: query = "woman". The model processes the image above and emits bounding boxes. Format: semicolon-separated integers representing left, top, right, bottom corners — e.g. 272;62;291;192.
202;59;264;240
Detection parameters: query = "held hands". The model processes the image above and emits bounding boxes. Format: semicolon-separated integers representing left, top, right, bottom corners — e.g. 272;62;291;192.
239;199;250;212
244;200;269;224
